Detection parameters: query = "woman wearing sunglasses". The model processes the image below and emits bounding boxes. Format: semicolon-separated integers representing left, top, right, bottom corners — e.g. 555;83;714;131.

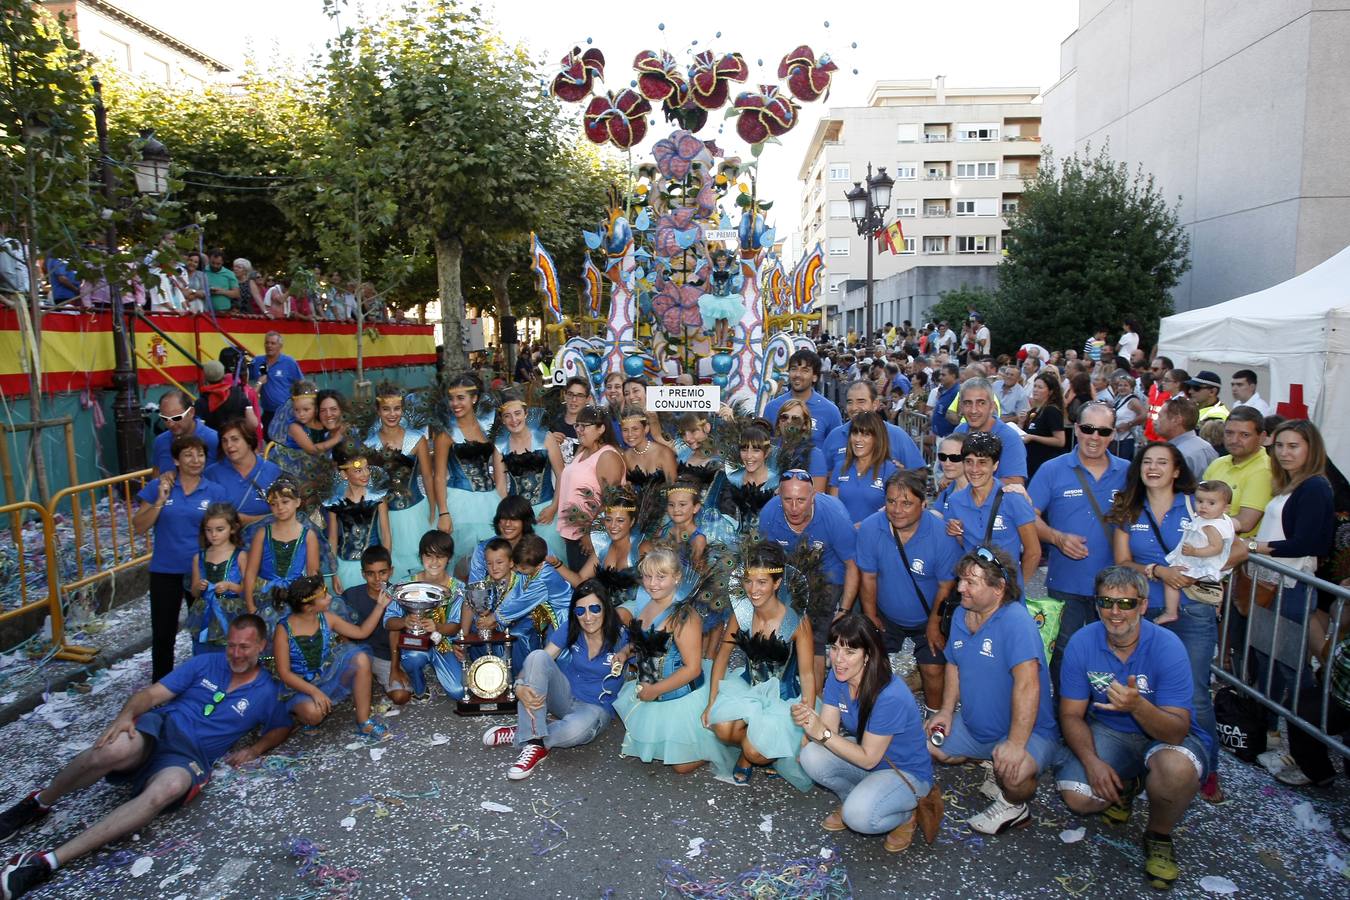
1104;441;1221;799
932;435;969;520
773;400;828;492
481;580;629;780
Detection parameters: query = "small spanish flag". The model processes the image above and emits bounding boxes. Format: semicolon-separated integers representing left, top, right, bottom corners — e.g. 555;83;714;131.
876;220;905;255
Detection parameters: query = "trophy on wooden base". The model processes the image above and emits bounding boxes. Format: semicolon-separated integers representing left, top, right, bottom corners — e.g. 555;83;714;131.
391;582;449;653
453;580;516;716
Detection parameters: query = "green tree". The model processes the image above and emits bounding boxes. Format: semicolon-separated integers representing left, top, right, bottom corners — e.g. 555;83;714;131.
997;145;1190;354
316;0;578;372
927;285;995;337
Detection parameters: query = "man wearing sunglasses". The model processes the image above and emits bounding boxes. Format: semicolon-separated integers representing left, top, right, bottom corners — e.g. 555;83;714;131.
1055;567;1211;892
150;389;219;478
761;349;843;446
1028;402;1130;690
758;472;859;687
0;616;291;899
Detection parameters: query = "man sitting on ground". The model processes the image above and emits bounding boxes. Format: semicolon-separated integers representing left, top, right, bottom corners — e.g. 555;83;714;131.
0;615;291;900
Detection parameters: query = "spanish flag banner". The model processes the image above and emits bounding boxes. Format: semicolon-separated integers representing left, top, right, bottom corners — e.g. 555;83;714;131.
876;220;905;255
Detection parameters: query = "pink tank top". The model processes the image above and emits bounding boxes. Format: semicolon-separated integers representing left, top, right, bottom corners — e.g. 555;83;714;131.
556;445;623;540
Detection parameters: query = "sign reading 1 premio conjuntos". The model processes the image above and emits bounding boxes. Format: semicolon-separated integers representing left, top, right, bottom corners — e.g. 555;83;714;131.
648;385;720;413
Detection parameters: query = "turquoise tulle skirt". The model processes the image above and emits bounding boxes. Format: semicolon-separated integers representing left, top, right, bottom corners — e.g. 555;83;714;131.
698;293;745;330
614;661;738;774
283;642;370;712
532;501;568;562
389;497;436;582
708;672;812;792
445;487;500;577
332;558;365;597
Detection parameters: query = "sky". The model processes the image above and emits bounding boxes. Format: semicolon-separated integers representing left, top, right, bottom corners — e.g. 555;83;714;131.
113;0;1079;253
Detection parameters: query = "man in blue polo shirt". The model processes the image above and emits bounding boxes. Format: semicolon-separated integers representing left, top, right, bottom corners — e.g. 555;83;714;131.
1028;400;1129;690
758;472;858;686
857;469;960;712
762;348;843;446
821;380;925;472
248;330;304;433
0;615;291;899
1055;566;1209;892
928;363;961;446
951;377;1027;484
928;547;1059;836
151;389;218;477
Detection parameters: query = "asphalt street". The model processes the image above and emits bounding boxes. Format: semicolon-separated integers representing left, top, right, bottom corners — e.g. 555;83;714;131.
1;629;1348;900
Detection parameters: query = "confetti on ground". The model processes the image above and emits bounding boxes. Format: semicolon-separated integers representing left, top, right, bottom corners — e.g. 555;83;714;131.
339;816;356;831
368;747;386;762
1293;800;1331;832
428;733;450;746
758;815;773;835
1200;875;1239;894
660;853;853;899
129;857;153;878
288;837;362;896
480;801;513;813
1059;827;1086;844
686;838;706;859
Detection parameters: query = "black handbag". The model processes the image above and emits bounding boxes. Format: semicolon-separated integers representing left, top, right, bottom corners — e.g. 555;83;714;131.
1213;685;1267;764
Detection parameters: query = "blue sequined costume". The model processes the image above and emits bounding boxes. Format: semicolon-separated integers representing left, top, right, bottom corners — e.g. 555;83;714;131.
365;426;433;581
277;612;371;710
441;411;500;574
324;484;386;595
495;411;567;560
187;549;245;655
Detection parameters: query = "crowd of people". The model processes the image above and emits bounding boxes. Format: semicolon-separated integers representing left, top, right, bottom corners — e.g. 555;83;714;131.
0;318;1347;899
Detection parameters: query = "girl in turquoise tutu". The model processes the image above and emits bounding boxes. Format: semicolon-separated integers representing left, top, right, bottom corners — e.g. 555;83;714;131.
613;547;737;778
243;477;321;631
703;542;816;790
716;421;781;535
324;446;390;595
365;383;435;582
431;372;500;576
492;394;567;561
272;575;393;739
551;486;645;608
187;502;249;655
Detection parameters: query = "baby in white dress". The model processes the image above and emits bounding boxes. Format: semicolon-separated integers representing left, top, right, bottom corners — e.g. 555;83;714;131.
1161;481;1235;621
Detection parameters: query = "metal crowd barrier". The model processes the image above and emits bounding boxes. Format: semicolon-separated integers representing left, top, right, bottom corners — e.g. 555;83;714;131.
898;409;934;466
0;500;98;663
46;468;154;602
1216;554;1348;758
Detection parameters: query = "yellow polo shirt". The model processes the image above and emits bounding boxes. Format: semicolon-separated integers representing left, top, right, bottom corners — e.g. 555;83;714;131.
1203;448;1273;538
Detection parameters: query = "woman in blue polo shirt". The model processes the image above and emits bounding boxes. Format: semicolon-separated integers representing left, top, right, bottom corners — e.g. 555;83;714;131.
481;580;629;780
943;432;1039;588
204;419;280;527
773;401;828;491
133;434;228;682
792;613;936;853
828;412;900;526
1105;441;1220;794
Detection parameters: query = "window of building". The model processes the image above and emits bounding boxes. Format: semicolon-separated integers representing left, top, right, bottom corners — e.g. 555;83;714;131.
829;200;850;219
896;124;919;143
956;235;995;253
1002;198;1019;215
925;204;947;217
143;54;171;84
894;163;918;180
956;198;999;217
923;236;946;254
828;163;851;182
900;237;916;254
829;274;848;294
926;166;947;180
955;161;999;179
94;32;132;70
956;123;1000;142
894;202;917;217
828;237;850;257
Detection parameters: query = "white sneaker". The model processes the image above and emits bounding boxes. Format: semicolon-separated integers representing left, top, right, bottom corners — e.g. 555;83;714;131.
1259;750;1295;776
1274;765;1312;787
482;725;516;747
968;794;1030;835
978;762;1001;801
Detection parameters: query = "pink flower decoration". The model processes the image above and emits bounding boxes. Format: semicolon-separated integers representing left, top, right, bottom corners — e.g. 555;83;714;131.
633;50;685;103
687;51;749;110
583;90;652;149
777;46;837;102
731;84;799;144
551;47;605;102
650;278;704;332
653;206;701;258
652;130;710;180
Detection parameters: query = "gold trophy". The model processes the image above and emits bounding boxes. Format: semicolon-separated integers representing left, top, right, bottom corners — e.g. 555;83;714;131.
452;580;515;716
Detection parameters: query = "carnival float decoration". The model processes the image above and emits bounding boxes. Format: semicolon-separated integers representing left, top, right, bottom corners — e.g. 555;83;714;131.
529;32;842;411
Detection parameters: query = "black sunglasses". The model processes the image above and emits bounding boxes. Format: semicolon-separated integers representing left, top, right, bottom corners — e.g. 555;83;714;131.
1077;424;1114;437
1095;595;1141;611
937;452;966;463
781;469;813;482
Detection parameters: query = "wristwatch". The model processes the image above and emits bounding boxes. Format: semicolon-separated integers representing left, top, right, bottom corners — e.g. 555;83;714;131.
816;728;832;743
1247;539;1258;552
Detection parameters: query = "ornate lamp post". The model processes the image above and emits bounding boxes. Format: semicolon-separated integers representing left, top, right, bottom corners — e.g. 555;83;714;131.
845;163;894;343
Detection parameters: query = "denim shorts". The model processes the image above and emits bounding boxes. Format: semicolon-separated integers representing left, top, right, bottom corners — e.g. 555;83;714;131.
1055;719;1209;800
940;711;1061;773
881;618;945;666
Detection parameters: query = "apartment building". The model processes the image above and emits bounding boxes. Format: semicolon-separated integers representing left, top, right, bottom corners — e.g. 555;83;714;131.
798;79;1041;337
1042;1;1350;312
41;0;230;87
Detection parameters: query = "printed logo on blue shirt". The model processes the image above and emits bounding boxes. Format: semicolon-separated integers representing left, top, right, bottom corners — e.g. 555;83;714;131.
1135;674;1151;695
992;516;1006;531
952;640;964;650
980;638;994;658
202;678;219;691
837;701;849;714
1063;488;1084;498
910;558;926;575
232;698;250;716
1087;671;1113;693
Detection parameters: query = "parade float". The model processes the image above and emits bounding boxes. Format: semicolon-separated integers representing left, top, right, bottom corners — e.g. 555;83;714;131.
528;40;837;412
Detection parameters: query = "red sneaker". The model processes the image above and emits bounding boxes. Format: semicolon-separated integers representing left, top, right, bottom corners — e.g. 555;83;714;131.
507;744;549;780
481;725;516;748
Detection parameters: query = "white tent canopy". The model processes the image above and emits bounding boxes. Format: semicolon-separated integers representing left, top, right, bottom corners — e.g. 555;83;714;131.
1157;244;1350;476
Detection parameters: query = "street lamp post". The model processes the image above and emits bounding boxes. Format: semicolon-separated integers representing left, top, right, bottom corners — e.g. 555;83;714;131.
845;163;894;344
90;77;170;473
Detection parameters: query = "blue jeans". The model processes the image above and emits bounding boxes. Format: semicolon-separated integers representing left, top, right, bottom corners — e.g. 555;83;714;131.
1148;603;1220;772
798;742;931;834
1050;589;1098;696
398;647;464;697
515;650;612;749
1055;720;1208;800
